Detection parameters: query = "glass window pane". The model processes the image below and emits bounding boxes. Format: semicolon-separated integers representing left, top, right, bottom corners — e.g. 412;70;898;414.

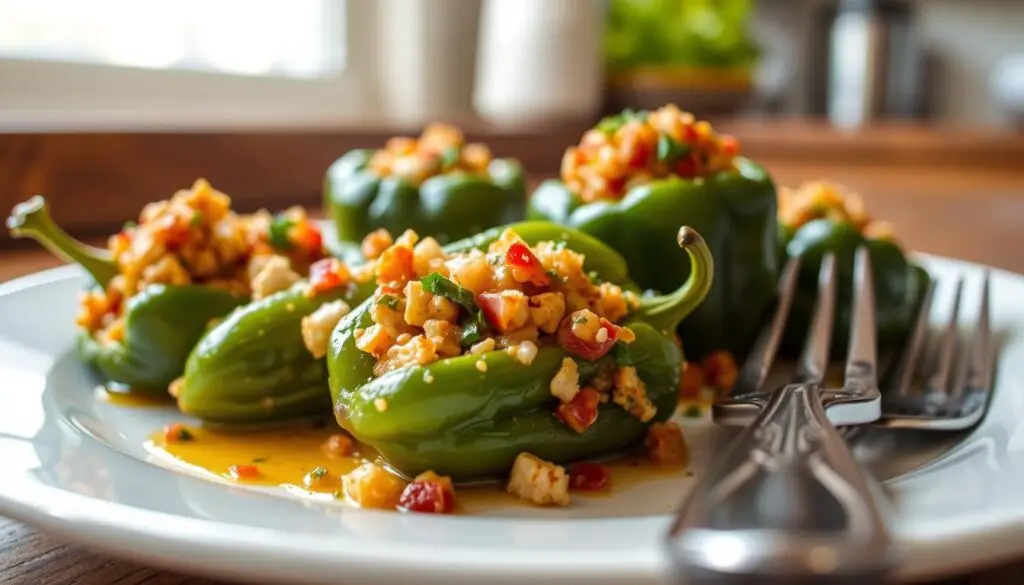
0;0;343;78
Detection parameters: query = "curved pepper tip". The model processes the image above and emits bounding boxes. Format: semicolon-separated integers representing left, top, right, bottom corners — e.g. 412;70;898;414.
676;225;701;249
6;194;46;235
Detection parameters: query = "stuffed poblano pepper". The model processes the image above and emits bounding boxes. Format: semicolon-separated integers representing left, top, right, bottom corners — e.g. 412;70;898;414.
527;104;779;360
177;257;375;423
324;123;526;258
6;180;331;394
327;221;713;480
778;181;930;356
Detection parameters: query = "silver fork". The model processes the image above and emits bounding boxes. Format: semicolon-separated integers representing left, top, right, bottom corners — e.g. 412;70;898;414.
877;272;994;430
665;249;896;584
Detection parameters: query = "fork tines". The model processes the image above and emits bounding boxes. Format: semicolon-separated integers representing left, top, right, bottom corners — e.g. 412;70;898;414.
880;270;994;430
716;247;882;427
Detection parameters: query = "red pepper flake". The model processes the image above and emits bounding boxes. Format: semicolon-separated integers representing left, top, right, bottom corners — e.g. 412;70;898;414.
556;316;620;361
163;423;193;444
229;464;261;480
505;242;549;287
308;258;347;297
682;124;700;143
556;387;601;433
398;472;455;514
569;462;610;491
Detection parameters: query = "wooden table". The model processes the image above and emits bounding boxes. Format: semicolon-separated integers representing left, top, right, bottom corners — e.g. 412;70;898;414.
3;187;1024;584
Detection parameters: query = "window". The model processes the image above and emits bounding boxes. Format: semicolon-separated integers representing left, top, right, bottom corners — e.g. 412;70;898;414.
0;0;379;128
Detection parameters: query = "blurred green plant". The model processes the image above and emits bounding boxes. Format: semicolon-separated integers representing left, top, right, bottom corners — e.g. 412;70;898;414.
604;0;760;71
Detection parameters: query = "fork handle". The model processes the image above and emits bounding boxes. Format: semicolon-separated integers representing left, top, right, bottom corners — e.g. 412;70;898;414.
665;383;897;584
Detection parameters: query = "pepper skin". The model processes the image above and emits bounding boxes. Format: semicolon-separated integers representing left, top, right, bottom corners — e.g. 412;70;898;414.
323;149;526;250
177;279;375;423
6;196;247;393
780;219;930;357
528;157;778;360
327;222;713;480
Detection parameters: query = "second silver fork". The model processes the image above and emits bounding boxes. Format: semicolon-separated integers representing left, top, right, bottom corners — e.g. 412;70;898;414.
665;249;896;584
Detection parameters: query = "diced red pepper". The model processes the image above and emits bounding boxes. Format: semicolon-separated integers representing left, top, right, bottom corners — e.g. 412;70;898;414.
477;292;528;333
398;478;455;514
505;242;549;287
605;176;627;197
720;135;740;156
680;362;705;399
702;351;738;393
163;220;190;250
682;124;700;143
556;387;601;433
292;222;324;257
569;462;610;491
229;464;260;480
556;316;620;361
163;423;193;444
673;155;699;179
308;258;346;296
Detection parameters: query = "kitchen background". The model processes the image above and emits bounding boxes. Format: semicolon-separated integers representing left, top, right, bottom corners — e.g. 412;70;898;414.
1;0;1023;270
0;0;1021;129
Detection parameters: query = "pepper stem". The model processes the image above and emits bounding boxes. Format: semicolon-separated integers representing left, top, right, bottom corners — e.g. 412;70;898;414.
636;226;714;334
7;195;119;287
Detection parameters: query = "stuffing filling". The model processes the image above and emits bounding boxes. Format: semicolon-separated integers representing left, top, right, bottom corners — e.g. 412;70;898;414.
561;104;741;203
353;227;655;431
507;452;571;506
77;179;327;344
368;123;495;186
778;180;895;240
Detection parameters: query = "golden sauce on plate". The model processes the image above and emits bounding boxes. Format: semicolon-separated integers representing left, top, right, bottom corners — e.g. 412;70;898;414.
95;385;175;408
144;419;694;512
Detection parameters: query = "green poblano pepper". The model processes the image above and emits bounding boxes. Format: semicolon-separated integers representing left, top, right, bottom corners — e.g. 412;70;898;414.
327;222;714;480
6;196;248;393
177;278;375;423
323;148;527;256
527;157;778;361
780;219;930;357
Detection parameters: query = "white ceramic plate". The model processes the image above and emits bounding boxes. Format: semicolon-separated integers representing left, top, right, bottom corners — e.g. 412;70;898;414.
2;255;1024;585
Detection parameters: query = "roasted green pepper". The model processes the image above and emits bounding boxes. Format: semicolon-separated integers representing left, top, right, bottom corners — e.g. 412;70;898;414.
6;196;248;393
177;275;375;423
324;148;526;254
528;158;778;360
327;222;713;480
780;219;929;356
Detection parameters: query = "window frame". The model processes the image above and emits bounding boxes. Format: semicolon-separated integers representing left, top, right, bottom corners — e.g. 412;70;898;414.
0;0;381;129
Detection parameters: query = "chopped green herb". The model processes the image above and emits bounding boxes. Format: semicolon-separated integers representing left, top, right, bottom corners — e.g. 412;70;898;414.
656;134;691;164
122;220;136;230
377;294;401;310
310;466;328;479
683;404;703;418
177;428;194;441
190;211;204;228
268;215;296;250
420;272;489;348
252;457;268;463
587;270;600;282
595;108;649;134
440;145;461;168
571;313;588;325
552;241;568;251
